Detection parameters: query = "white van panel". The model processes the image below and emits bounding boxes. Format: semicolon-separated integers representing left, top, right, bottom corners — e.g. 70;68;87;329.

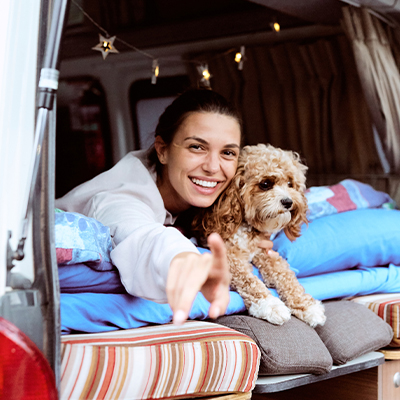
0;0;41;294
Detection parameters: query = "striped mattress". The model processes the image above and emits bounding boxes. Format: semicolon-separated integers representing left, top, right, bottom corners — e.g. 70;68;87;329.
60;321;260;400
351;293;400;347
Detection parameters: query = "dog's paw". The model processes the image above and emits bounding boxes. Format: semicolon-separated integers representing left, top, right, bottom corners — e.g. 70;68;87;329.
300;301;326;328
249;297;291;325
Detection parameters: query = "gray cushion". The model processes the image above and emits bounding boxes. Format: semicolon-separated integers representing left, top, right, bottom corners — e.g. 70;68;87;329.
315;300;394;365
216;314;333;376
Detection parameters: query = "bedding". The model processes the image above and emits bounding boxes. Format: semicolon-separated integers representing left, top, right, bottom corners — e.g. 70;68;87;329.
56;182;400;334
273;208;400;277
55;211;113;271
60;264;400;334
305;179;394;221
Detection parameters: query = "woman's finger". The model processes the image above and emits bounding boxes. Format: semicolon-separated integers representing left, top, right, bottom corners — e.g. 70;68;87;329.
167;252;212;325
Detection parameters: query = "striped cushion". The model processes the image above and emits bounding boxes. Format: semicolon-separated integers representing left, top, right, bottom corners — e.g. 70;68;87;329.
60;321;260;400
351;293;400;347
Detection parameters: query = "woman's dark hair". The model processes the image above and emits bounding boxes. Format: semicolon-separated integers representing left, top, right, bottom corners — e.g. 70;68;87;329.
148;88;242;176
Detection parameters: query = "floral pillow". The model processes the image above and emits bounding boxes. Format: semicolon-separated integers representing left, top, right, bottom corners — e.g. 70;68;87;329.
55;211;113;271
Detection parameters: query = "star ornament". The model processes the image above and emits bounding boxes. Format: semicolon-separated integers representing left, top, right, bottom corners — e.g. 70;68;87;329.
92;34;119;60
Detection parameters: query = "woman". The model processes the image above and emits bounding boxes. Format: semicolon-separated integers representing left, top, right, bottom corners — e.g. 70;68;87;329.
56;88;273;325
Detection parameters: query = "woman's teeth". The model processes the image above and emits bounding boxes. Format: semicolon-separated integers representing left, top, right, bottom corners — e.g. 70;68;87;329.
191;178;218;188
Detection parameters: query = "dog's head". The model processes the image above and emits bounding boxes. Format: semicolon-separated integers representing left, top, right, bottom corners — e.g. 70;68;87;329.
236;144;308;240
194;144;308;241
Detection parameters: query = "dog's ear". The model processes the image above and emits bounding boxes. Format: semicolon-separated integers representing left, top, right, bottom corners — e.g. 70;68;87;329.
192;170;244;241
284;191;308;241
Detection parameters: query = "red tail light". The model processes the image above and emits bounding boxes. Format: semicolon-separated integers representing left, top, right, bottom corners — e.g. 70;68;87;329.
0;317;58;400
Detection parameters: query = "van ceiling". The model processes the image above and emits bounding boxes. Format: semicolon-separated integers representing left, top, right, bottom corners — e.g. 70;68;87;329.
247;0;343;25
62;0;329;60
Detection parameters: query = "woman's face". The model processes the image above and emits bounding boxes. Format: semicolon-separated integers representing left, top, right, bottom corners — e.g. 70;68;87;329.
156;112;241;214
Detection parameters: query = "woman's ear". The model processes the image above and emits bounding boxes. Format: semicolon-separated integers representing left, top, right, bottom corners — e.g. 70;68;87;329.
154;136;168;164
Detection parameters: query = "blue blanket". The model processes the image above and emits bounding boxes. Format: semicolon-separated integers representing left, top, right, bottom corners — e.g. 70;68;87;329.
61;263;400;334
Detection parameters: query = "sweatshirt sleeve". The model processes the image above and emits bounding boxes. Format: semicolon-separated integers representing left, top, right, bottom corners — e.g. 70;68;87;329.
89;190;200;303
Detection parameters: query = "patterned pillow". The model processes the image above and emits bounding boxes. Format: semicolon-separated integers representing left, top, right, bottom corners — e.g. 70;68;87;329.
55;211;113;271
306;179;395;221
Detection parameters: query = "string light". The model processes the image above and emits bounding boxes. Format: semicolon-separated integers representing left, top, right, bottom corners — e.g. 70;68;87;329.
92;34;119;59
197;64;212;88
151;59;159;84
71;0;282;85
235;45;245;70
271;21;280;32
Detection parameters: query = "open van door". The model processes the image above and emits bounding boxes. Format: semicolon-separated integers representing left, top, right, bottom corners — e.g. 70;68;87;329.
0;0;70;397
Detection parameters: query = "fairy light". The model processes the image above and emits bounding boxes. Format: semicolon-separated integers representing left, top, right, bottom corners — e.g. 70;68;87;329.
151;59;159;84
202;68;211;80
235;45;245;70
73;0;258;84
197;64;212;88
92;34;119;59
271;22;280;32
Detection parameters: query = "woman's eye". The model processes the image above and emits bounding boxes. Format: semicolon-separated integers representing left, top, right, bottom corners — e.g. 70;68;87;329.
259;180;273;191
223;150;237;157
189;144;204;151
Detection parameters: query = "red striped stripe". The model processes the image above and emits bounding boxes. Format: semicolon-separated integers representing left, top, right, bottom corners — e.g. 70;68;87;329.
238;342;248;390
245;343;259;392
176;344;185;392
149;344;162;398
85;346;101;397
96;347;115;399
199;342;210;391
62;331;248;346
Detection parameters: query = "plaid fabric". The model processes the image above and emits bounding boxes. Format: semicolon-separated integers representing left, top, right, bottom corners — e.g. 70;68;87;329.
60;321;260;400
350;293;400;347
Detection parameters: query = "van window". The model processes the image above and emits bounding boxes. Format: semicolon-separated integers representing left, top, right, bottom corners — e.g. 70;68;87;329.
56;77;113;198
130;75;190;150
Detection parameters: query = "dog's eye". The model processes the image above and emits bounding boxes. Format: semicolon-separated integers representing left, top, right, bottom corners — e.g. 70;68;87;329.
288;181;293;188
259;180;273;191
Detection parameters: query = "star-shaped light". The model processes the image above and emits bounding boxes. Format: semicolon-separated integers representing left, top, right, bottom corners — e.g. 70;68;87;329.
92;34;119;60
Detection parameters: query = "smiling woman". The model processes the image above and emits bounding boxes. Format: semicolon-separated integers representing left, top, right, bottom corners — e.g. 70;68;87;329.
55;88;244;325
155;112;241;213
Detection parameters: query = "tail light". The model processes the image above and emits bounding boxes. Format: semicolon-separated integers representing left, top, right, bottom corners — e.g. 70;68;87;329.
0;317;57;400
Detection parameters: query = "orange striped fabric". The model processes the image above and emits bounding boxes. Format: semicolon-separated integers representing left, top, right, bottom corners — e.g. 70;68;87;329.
351;294;400;347
60;321;260;400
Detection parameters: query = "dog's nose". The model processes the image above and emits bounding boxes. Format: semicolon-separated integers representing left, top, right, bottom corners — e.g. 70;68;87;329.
281;198;293;209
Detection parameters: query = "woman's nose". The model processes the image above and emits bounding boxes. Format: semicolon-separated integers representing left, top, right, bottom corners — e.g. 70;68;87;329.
202;153;220;174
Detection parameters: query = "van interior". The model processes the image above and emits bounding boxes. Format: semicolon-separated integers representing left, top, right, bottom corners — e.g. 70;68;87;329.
57;0;400;204
3;0;400;399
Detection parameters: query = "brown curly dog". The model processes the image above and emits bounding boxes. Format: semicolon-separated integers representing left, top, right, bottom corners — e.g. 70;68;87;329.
193;144;326;327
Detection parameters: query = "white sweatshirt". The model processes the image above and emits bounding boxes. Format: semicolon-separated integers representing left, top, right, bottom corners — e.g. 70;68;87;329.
55;149;199;303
